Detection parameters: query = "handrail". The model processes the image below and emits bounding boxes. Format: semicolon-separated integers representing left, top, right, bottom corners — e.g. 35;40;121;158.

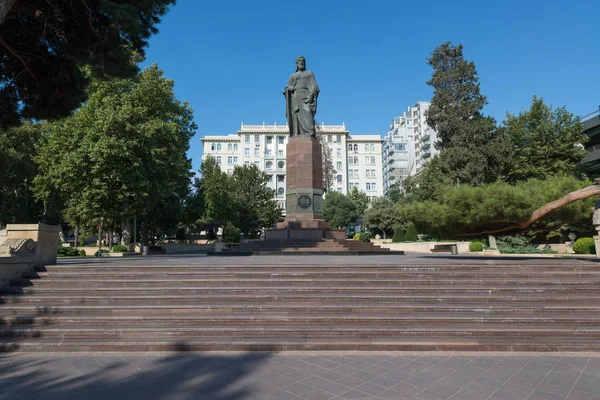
582;108;600;122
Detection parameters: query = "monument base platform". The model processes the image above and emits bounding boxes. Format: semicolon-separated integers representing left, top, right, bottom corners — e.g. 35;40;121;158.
265;219;345;241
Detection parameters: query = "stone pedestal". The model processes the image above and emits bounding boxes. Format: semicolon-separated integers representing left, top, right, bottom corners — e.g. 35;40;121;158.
6;224;61;265
265;136;345;241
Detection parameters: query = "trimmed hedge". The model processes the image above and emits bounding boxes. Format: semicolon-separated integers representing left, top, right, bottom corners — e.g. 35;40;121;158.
223;224;241;243
358;232;371;242
404;224;418;241
57;246;82;257
111;244;129;253
469;241;484;252
573;237;595;254
392;227;404;243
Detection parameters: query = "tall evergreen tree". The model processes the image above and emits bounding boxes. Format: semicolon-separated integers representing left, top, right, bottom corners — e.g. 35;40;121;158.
426;42;508;186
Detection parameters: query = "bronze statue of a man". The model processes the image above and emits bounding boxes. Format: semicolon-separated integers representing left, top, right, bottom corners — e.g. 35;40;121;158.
284;56;320;137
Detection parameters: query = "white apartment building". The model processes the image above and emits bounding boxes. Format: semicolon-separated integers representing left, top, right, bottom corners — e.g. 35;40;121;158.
382;101;439;192
201;123;384;211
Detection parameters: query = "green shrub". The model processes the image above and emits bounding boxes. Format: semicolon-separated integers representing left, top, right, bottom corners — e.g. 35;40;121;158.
573;237;596;254
404;223;418;241
223;224;240;243
392;227;404;243
353;233;361;241
112;244;129;253
79;249;86;257
358;232;371;242
470;241;484;252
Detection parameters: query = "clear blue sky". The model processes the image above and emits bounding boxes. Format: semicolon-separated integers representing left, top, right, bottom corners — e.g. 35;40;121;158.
142;0;600;173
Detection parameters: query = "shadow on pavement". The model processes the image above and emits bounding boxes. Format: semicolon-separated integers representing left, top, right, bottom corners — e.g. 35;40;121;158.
0;352;272;400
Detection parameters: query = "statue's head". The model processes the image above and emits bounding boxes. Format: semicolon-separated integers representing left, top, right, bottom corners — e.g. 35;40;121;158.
295;56;306;71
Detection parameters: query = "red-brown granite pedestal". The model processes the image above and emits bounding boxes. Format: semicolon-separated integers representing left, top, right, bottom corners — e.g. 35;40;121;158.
265;136;345;241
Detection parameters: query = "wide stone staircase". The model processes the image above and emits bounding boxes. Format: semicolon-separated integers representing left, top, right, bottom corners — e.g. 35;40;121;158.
220;238;396;255
1;261;600;352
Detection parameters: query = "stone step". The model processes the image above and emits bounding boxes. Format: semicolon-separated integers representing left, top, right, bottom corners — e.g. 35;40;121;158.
12;278;600;288
4;324;600;340
4;313;600;327
35;264;600;273
6;304;599;315
2;337;600;353
4;285;600;295
2;294;599;306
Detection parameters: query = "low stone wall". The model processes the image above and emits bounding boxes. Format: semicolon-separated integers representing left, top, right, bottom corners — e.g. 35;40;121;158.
6;224;61;265
373;240;471;254
0;254;36;288
160;242;215;254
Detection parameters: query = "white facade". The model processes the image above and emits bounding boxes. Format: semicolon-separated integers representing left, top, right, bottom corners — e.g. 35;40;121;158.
382;101;439;192
201;123;384;211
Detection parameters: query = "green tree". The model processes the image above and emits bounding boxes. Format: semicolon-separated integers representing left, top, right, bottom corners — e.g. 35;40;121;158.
403;175;595;239
502;96;588;183
323;191;358;229
34;64;196;248
0;121;44;227
403;156;452;202
364;197;406;239
385;182;404;203
230;164;281;234
426;42;508;186
348;187;369;217
200;155;234;224
0;0;176;122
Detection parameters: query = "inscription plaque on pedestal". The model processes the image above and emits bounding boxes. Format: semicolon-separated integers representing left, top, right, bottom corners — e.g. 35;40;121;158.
297;195;312;209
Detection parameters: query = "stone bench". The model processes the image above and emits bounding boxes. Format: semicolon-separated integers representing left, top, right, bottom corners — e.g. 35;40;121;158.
431;244;458;254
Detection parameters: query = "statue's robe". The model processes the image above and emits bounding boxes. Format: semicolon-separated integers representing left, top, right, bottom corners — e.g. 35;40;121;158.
285;70;319;137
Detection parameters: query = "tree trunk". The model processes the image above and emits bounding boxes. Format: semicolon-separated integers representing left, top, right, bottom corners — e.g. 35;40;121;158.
74;225;79;249
0;0;17;27
108;231;113;250
464;184;600;236
121;217;131;250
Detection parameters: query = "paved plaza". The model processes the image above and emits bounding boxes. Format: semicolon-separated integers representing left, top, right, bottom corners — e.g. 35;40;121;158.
1;352;600;400
2;254;600;399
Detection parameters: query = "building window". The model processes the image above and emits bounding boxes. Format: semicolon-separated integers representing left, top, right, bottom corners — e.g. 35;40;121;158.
394;144;406;151
336;161;342;170
233;156;238;163
278;175;285;182
266;161;273;170
349;182;358;190
266;136;273;144
227;169;233;175
245;135;250;143
278;150;284;157
254;135;260;143
216;156;221;165
233;144;238;151
254;148;259;157
370;144;375;152
228;143;232;151
366;169;376;178
217;143;221;151
227;156;233;165
353;144;358;152
278;136;284;144
364;144;369;152
244;161;250;167
366;156;376;165
337;175;342;183
348;144;352;151
244;148;250;156
265;149;272;156
366;182;376;191
336;148;342;157
210;143;215;151
327;135;332;143
348;156;359;165
336;135;342;143
277;187;284;197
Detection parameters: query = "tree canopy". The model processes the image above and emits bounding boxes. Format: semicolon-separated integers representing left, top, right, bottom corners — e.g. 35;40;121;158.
33;64;196;240
0;0;175;122
502;96;588;183
426;42;508;186
323;191;358;229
